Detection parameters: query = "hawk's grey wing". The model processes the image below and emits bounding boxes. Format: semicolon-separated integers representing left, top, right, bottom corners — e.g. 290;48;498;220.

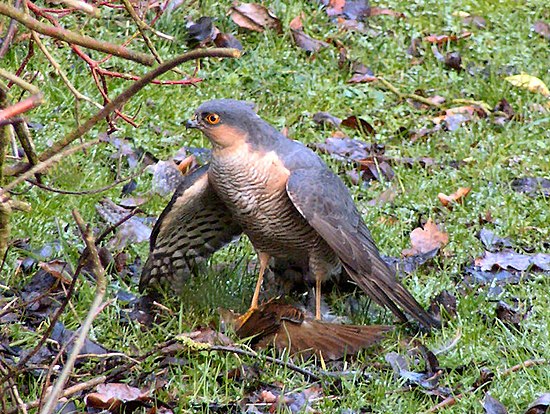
286;168;440;329
140;165;242;292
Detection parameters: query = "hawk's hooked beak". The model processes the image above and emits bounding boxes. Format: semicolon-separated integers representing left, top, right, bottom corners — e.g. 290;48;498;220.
185;117;199;129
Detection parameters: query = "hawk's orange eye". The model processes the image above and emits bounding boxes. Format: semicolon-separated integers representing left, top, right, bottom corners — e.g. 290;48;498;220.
205;113;220;125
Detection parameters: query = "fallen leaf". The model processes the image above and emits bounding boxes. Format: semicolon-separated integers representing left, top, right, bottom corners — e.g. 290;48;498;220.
444;51;462;70
407;37;423;57
385;346;450;397
326;0;345;16
95;198;152;249
367;186;397;206
483;393;508;414
474;250;550;272
341;115;376;135
505;74;550;96
312;111;342;127
532;20;550;40
402;219;449;256
214;32;243;50
511;177;550;197
438;187;471;207
358;156;395;181
186;16;217;47
289;15;329;53
495;301;528;330
424;32;472;44
229;2;282;33
433;105;487;131
462;15;487;29
348;63;377;83
85;383;149;411
479;228;512;251
524;393;550;414
369;7;405;18
429;290;457;320
383;248;439;274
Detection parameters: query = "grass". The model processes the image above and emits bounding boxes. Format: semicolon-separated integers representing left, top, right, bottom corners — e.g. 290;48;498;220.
2;0;549;412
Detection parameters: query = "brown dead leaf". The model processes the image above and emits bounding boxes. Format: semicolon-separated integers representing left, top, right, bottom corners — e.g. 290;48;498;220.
438;187;471;207
289;15;329;53
348;63;378;83
532;20;550;40
369;7;405;18
341;115;377;135
213;32;243;50
86;383;150;411
424;32;472;44
402;219;449;256
229;2;282;33
433;105;487;131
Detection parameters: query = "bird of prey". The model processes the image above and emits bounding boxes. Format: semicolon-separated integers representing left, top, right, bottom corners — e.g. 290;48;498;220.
140;99;439;329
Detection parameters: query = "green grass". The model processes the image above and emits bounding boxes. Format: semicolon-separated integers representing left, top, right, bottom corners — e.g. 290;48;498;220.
2;0;549;412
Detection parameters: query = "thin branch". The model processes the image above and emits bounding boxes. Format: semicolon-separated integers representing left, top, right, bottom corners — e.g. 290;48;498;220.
5;47;240;177
0;2;155;66
40;210;108;414
49;0;100;16
31;31;103;109
0;139;101;195
209;345;321;382
0;68;40;95
0;0;22;58
0;94;44;122
26;164;146;195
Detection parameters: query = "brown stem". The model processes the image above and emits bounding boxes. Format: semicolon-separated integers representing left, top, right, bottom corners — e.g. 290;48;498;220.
0;2;155;66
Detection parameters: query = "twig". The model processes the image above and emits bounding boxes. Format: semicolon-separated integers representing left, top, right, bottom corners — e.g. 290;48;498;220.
121;0;162;63
5;47;240;177
0;139;101;195
40;210;108;414
0;3;155;66
12;119;40;176
0;0;21;58
0;94;44;122
376;77;444;108
6;375;107;414
31;31;103;109
26;164;146;195
209;345;320;382
0;68;40;95
51;0;100;16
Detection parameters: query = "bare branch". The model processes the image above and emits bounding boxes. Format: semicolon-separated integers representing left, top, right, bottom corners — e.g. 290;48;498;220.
0;3;155;66
5;47;240;177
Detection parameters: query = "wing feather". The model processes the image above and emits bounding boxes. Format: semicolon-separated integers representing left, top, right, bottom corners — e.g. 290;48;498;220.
286;168;439;329
140;165;242;292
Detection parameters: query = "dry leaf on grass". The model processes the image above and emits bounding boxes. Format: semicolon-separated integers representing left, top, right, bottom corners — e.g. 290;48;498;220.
402;219;449;256
505;74;550;97
289;15;329;53
229;2;282;33
438;187;471;207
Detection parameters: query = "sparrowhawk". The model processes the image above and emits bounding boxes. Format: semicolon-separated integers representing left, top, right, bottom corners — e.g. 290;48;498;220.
140;99;439;329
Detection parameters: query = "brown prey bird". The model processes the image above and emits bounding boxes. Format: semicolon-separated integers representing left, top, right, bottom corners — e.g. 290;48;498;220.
140;99;439;329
